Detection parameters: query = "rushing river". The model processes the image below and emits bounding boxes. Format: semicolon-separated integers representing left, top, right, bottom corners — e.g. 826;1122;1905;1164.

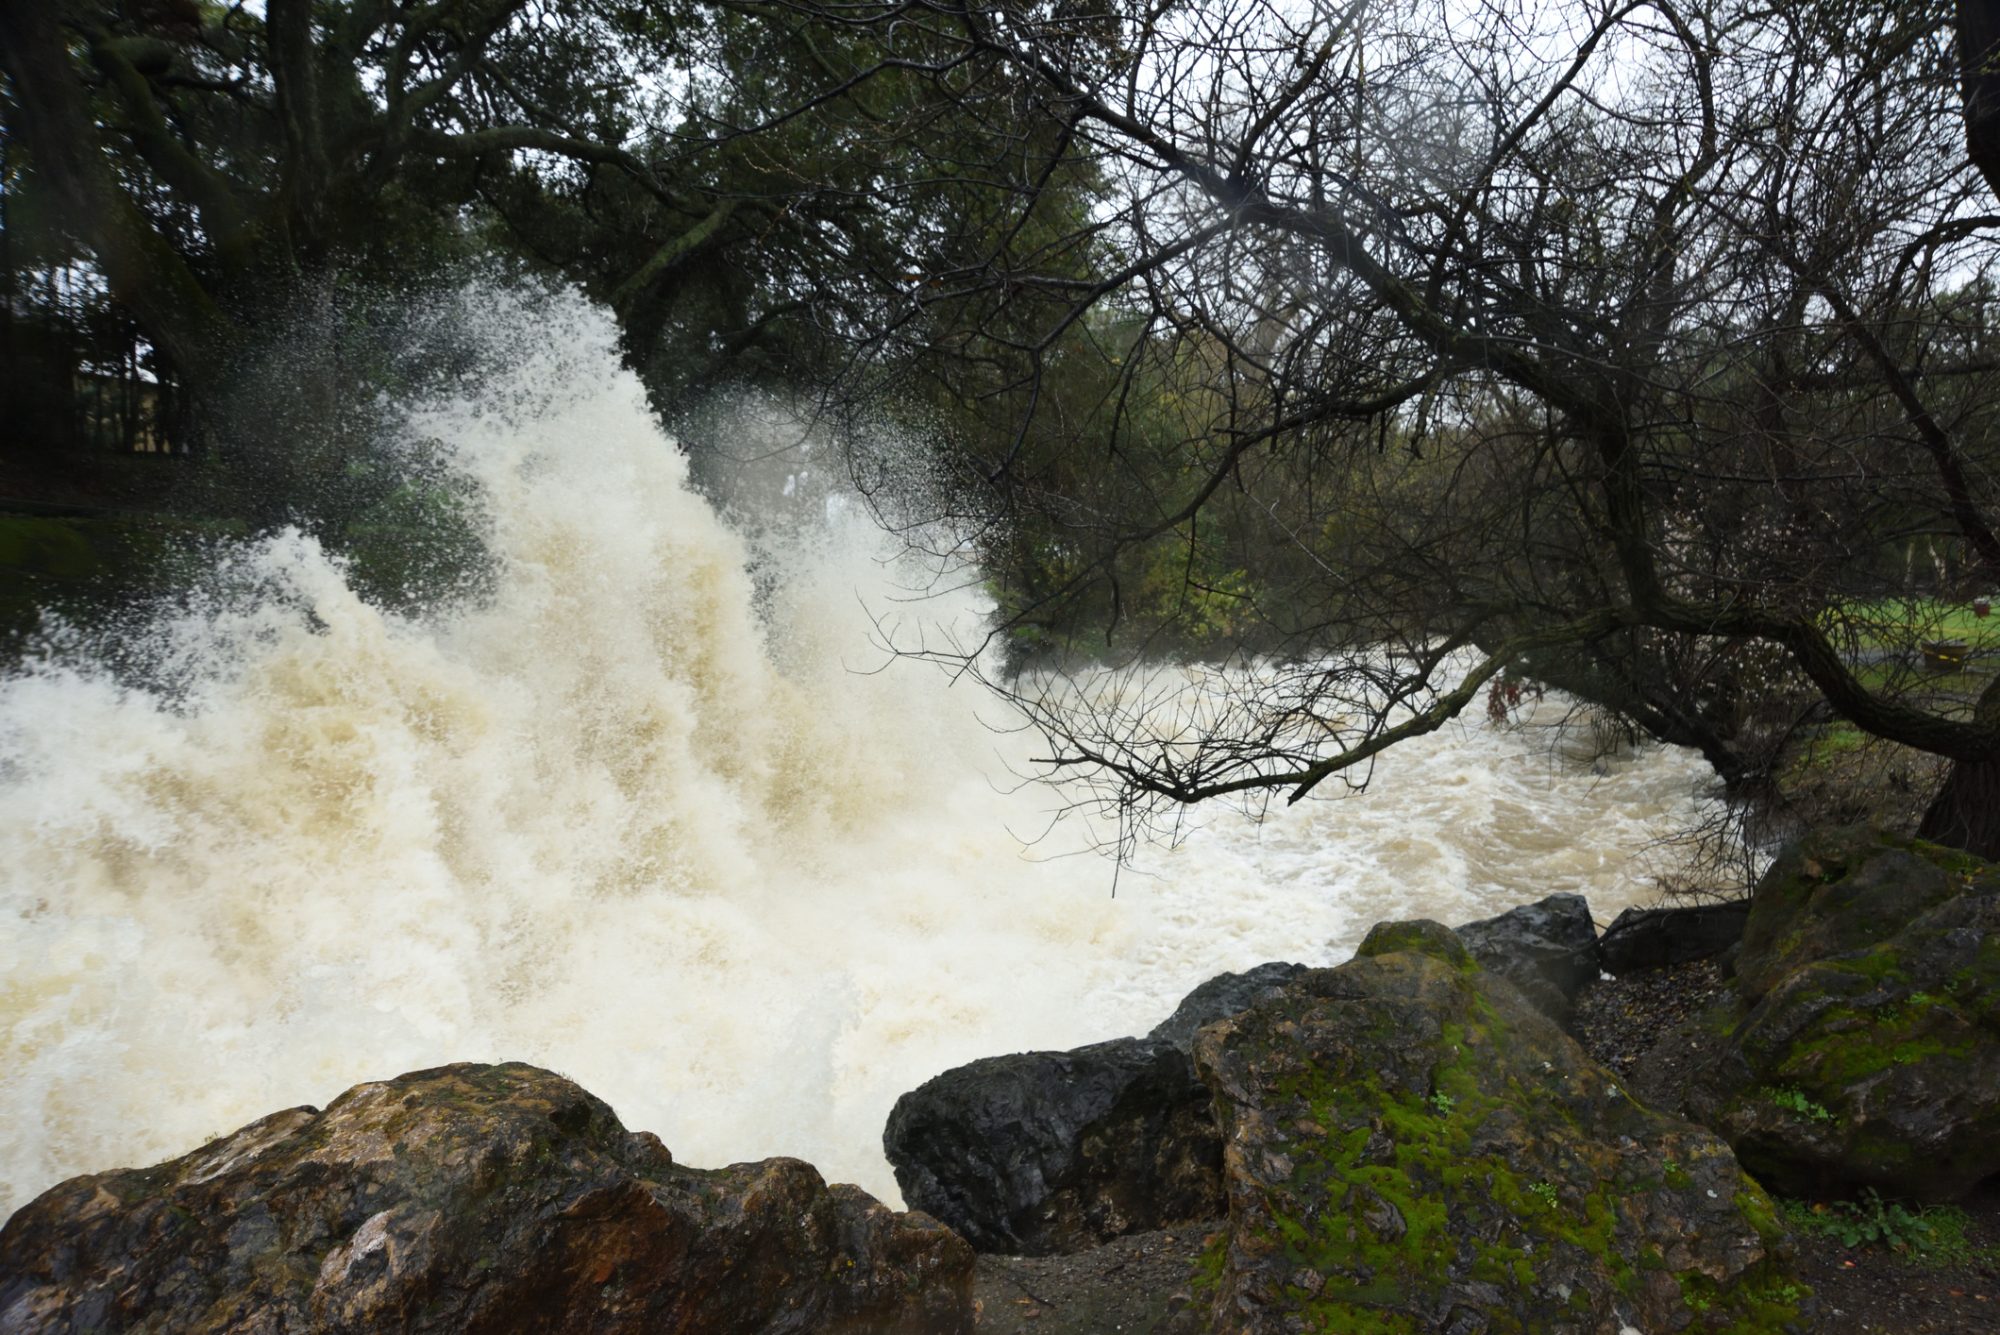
0;287;1717;1215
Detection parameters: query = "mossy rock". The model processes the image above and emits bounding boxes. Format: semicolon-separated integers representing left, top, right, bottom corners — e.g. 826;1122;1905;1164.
1734;826;1994;1003
1355;918;1476;972
1686;881;2000;1202
1191;926;1807;1334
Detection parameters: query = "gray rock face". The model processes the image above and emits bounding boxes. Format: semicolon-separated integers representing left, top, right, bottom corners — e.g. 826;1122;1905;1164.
1452;891;1598;1023
1732;827;1970;1003
1146;961;1309;1052
1194;921;1807;1334
882;1037;1222;1256
0;1063;973;1335
1683;831;2000;1201
1599;900;1752;975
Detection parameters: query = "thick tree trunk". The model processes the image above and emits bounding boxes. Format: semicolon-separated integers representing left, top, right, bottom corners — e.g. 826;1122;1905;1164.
0;0;239;388
1918;671;2000;858
1918;755;2000;858
267;0;333;255
1962;0;2000;203
1916;3;2000;854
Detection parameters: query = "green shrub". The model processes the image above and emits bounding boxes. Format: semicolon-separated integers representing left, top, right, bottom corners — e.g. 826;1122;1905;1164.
1767;1086;1836;1124
1781;1190;1995;1265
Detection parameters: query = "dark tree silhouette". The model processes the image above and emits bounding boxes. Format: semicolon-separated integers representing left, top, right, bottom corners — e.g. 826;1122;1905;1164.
790;0;2000;854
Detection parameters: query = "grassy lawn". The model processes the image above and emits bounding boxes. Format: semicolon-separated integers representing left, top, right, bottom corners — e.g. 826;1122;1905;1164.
1811;598;1999;718
1777;598;1998;817
1820;597;2000;654
1849;656;1991;698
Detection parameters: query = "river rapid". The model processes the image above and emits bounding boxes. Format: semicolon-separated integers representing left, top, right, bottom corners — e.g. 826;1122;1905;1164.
0;287;1717;1214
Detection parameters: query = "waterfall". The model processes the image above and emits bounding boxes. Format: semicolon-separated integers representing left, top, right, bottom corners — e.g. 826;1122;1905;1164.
0;285;1716;1213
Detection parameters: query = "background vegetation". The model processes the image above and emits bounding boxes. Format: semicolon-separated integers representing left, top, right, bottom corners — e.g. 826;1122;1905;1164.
7;0;2000;860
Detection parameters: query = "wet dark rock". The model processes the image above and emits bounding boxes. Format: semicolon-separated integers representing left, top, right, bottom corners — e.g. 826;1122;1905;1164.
1683;832;2000;1201
0;1063;972;1335
1452;891;1599;1023
1599;900;1753;975
960;957;2000;1335
1733;826;1984;1003
1146;961;1308;1053
1192;919;1806;1334
883;1038;1222;1257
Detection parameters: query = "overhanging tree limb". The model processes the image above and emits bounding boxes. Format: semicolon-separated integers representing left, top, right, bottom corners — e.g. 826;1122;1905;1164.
0;0;240;380
90;34;259;252
1961;0;2000;200
610;199;742;312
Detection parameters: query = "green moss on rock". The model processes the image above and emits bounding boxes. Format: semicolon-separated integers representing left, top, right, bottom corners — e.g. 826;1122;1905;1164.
1687;838;2000;1202
1193;951;1807;1333
1735;827;2000;1005
1354;918;1477;973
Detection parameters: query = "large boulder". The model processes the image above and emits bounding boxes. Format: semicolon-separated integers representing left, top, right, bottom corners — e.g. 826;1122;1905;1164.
883;1037;1222;1256
1683;831;2000;1201
1452;892;1599;1023
0;1063;972;1334
1193;920;1806;1334
1732;826;1981;1002
1598;901;1752;976
1147;962;1309;1052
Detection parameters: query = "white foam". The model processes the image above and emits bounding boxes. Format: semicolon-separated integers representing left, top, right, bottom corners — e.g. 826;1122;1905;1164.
0;285;1717;1213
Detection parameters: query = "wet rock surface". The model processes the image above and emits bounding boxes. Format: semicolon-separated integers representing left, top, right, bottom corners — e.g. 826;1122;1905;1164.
0;1063;972;1335
1147;963;1309;1054
1575;960;2000;1335
1193;920;1805;1334
1731;827;1984;1004
1598;901;1751;975
968;945;2000;1335
1683;837;2000;1201
884;1037;1223;1256
1452;891;1599;1024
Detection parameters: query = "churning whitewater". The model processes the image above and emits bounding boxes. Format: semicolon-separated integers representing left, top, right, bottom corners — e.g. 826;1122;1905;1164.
0;288;1717;1214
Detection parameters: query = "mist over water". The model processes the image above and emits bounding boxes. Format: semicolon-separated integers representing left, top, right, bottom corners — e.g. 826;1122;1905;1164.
0;286;1716;1214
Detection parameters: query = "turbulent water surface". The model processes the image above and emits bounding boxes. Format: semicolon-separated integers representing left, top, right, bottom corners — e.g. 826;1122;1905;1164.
0;289;1717;1214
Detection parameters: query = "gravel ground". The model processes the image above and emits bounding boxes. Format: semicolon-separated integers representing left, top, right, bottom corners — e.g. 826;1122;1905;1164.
972;1225;1215;1333
1571;958;1732;1110
966;961;2000;1333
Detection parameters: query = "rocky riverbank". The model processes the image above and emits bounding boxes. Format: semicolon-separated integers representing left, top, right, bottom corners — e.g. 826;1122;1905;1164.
962;954;2000;1335
1574;960;2000;1335
897;912;1800;1334
3;825;1995;1333
0;1063;974;1334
